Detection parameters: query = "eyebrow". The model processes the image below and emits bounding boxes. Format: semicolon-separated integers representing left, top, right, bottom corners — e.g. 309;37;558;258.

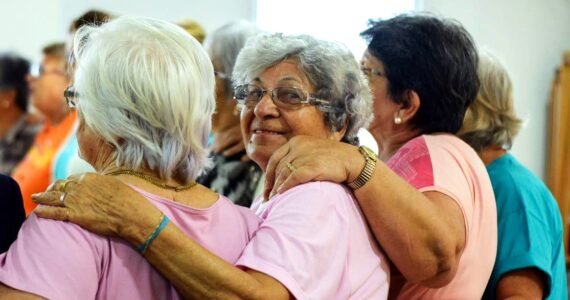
252;76;303;85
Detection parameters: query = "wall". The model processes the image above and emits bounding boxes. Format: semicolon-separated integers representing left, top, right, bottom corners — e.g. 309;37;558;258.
0;0;254;62
418;0;570;178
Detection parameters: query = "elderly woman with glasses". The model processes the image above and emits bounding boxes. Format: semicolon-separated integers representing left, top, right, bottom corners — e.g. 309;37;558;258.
32;33;390;299
0;16;261;299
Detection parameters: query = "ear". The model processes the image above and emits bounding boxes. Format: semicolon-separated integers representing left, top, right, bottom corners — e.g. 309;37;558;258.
396;90;420;124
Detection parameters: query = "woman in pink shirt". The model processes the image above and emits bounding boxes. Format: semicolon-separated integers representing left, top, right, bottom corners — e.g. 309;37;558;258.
0;16;260;299
30;33;391;298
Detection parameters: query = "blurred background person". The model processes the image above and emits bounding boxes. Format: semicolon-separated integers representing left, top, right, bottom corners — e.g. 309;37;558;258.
458;53;567;300
51;9;112;182
177;19;206;44
0;53;39;175
11;42;75;215
197;21;263;207
0;174;25;253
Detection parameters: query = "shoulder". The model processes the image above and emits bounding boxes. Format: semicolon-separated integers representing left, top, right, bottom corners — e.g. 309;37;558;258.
269;182;354;212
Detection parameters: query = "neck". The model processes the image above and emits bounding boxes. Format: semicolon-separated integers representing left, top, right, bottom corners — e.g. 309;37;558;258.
46;107;70;125
0;109;25;138
370;126;421;162
478;146;507;166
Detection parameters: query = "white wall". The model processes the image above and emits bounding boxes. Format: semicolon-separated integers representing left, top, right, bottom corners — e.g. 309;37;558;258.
0;0;254;62
418;0;570;178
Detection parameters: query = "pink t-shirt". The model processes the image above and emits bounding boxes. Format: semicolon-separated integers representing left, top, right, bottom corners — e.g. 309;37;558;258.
241;182;390;300
388;135;497;299
0;186;261;299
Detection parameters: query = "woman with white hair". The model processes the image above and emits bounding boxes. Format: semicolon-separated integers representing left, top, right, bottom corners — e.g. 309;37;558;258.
0;16;260;299
458;54;567;300
33;33;390;299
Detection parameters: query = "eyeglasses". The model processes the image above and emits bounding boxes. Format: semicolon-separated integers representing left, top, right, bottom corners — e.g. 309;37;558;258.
234;84;337;111
63;86;79;108
360;65;385;78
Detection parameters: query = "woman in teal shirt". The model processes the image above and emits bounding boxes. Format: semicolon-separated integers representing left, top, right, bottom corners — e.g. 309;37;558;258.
459;53;567;300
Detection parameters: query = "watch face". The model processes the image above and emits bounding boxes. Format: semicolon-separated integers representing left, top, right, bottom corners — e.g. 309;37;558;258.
360;146;378;161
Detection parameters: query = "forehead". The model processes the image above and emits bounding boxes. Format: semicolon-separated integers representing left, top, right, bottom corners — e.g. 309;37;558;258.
361;50;384;70
255;59;312;89
42;55;66;70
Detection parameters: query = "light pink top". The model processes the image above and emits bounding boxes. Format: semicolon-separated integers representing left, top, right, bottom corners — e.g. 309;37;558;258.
388;135;497;299
242;182;390;300
0;186;261;299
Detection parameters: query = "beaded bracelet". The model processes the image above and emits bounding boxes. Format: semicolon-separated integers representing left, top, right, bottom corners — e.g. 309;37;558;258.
136;213;170;254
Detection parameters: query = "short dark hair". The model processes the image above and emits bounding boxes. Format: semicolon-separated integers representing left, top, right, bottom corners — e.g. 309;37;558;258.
69;9;112;33
0;53;30;111
42;42;66;58
361;13;479;134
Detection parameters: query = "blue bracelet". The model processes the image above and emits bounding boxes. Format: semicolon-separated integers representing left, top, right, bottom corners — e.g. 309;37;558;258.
137;214;170;254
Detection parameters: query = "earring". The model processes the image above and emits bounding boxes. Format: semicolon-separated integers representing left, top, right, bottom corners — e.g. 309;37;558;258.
394;115;402;125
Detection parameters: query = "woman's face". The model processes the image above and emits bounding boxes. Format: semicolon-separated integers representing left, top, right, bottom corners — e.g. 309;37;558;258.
361;50;401;135
240;60;336;171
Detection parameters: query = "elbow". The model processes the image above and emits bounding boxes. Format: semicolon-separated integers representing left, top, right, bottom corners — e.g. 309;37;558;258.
402;239;461;288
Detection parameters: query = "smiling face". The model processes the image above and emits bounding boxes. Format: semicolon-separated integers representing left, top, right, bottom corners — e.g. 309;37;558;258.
240;59;337;171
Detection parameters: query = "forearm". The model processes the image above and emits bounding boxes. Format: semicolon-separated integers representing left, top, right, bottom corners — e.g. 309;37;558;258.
120;212;283;299
354;162;461;285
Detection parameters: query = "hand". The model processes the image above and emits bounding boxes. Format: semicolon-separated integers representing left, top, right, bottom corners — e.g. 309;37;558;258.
264;136;364;200
212;125;249;161
32;173;158;242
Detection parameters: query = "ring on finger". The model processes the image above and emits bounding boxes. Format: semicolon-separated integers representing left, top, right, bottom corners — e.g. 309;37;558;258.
286;162;296;172
65;209;70;222
60;179;75;192
59;193;66;206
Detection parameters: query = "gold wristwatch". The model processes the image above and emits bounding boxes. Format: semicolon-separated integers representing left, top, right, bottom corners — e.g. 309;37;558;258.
347;146;378;190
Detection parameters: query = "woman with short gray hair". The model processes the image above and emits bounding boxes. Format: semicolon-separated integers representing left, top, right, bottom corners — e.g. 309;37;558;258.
32;33;390;299
0;16;260;299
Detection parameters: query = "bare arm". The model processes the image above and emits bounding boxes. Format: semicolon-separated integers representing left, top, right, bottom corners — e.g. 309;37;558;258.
0;283;45;300
32;174;289;299
265;136;465;286
496;268;545;300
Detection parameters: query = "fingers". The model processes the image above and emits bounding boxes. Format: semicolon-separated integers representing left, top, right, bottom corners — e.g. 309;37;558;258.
276;167;316;194
264;143;291;200
34;205;69;221
32;191;66;207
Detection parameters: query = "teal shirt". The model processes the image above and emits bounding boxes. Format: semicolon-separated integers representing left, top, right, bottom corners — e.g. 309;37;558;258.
482;153;567;299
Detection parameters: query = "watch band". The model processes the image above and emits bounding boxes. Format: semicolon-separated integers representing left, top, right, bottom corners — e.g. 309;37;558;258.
347;146;377;190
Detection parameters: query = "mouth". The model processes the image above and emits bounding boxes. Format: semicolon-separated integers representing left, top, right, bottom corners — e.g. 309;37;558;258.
253;129;283;135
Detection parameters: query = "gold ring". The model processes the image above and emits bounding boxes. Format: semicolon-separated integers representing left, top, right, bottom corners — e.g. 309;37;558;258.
286;162;296;172
60;179;75;192
65;209;70;222
59;193;66;206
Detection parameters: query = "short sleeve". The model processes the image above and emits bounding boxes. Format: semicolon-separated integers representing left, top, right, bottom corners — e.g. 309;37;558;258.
236;182;350;299
0;212;105;299
493;211;553;297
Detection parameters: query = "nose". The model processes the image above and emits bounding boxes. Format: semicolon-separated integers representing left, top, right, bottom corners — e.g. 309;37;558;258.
253;91;279;119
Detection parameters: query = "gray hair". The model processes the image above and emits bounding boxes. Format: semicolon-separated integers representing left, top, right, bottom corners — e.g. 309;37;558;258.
233;33;373;145
72;16;215;182
458;52;523;152
204;21;262;99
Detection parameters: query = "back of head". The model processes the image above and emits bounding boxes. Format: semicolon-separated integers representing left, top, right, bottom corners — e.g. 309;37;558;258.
72;15;215;182
177;19;206;44
205;20;261;98
233;33;373;145
70;9;112;33
0;53;30;112
361;13;479;134
458;53;522;151
42;43;66;59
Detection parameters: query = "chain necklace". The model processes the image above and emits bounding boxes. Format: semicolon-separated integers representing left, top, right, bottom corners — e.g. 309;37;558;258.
106;170;197;192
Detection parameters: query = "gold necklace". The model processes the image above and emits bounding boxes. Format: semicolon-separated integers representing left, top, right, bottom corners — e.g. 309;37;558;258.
106;170;197;192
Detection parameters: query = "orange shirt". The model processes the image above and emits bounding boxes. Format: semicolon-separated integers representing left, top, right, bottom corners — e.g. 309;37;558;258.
11;111;76;215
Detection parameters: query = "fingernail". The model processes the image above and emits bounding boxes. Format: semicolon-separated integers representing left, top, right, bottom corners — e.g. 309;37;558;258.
32;193;39;199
